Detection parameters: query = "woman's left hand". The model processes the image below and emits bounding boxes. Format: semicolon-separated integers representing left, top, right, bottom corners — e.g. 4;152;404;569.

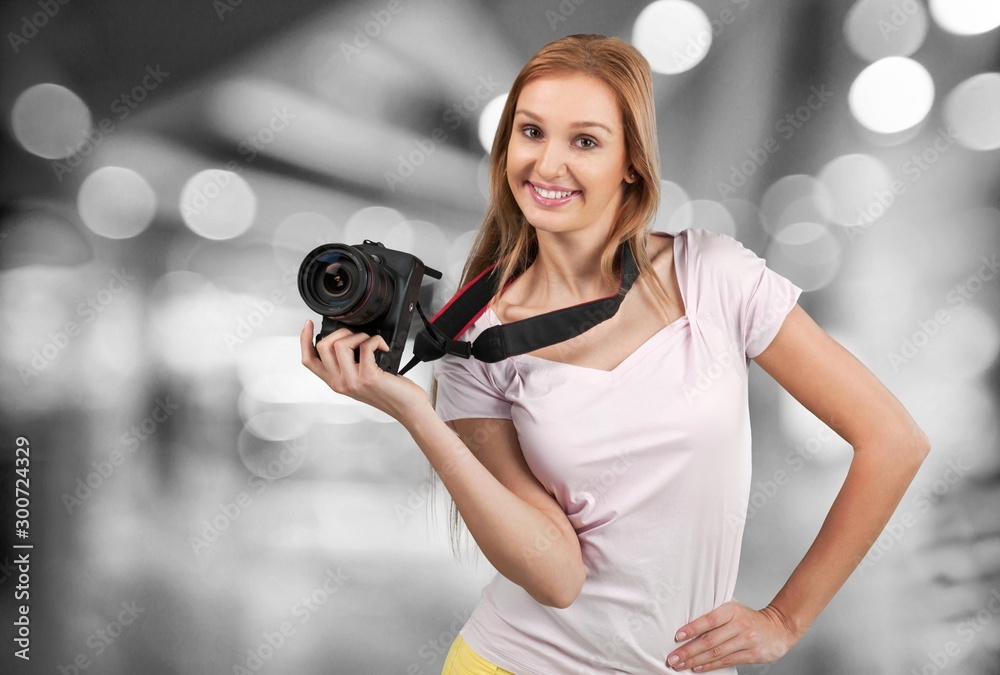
666;600;803;672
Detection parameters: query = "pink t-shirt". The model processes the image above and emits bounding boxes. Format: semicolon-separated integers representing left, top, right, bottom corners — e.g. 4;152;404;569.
432;228;803;675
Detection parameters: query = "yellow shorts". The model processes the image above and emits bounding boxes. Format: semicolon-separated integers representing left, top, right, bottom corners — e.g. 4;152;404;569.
441;633;517;675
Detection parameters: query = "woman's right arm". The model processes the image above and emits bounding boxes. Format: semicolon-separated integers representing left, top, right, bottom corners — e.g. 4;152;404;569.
299;321;586;608
403;409;586;609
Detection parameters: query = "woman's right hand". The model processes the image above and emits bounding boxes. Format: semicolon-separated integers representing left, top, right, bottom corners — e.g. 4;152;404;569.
299;319;430;422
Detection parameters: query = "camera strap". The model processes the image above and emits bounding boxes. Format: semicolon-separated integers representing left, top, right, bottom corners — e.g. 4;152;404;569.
398;240;639;376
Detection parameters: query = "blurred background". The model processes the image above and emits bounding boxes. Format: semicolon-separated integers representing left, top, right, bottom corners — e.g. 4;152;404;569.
1;0;998;673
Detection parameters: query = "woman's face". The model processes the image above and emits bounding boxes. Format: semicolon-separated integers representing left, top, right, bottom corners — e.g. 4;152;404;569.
506;72;634;237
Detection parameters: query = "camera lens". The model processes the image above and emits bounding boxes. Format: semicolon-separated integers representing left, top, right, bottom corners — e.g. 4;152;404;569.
298;244;394;325
322;262;352;297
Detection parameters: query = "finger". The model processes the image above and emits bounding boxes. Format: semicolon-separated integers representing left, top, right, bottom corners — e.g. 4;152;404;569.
673;603;735;644
314;327;360;378
668;625;741;671
673;632;747;671
327;331;378;385
300;320;326;378
315;326;354;348
668;605;739;670
358;334;391;374
685;646;757;672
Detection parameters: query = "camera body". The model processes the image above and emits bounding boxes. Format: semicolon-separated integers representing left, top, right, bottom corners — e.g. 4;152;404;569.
298;240;440;375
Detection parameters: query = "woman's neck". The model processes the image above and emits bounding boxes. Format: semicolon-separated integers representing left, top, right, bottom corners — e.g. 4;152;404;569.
521;229;619;307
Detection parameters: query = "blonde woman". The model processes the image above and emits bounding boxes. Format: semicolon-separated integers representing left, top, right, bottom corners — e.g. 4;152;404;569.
301;34;930;675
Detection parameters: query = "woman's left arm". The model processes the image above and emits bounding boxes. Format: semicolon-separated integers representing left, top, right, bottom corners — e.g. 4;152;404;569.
666;304;931;672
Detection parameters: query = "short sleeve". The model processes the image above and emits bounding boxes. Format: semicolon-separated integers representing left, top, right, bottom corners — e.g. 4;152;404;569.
697;230;803;360
433;351;513;425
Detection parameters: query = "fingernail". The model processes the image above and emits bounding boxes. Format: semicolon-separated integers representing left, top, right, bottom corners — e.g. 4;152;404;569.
676;662;685;670
693;667;702;672
668;655;679;665
675;631;686;641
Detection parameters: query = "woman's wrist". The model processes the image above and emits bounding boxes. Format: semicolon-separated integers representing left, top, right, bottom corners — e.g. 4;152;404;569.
395;395;438;433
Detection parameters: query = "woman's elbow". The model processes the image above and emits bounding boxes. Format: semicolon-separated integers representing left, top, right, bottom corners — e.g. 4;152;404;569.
906;423;932;465
536;563;586;609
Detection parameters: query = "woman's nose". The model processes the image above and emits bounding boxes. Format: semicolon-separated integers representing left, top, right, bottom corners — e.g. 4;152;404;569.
535;139;568;179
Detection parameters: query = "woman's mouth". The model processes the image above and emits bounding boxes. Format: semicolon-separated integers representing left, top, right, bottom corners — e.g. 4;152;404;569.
526;181;580;206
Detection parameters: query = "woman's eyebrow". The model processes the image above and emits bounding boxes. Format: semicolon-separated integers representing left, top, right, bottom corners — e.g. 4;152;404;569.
514;109;613;135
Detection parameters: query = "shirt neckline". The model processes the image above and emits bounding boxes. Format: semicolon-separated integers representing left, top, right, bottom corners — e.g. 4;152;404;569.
483;231;690;382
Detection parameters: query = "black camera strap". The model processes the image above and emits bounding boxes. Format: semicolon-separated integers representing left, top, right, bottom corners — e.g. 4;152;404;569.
398;240;639;376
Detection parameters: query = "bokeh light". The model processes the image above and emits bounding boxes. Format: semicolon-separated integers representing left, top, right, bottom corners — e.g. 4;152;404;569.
633;0;713;75
272;211;340;274
389;219;448;271
849;57;935;134
77;166;157;239
764;231;843;292
844;0;928;61
665;199;735;236
343;205;407;246
478;93;507;154
817;153;895;228
943;72;1000;151
922;306;1000;379
179;169;257;240
242;408;310;442
5;6;1000;675
774;222;842;267
10;83;93;159
929;0;1000;35
759;174;834;237
651;180;692;232
237;425;308;479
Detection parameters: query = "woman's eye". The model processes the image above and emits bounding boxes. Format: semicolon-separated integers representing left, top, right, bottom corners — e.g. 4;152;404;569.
576;137;597;149
523;126;541;139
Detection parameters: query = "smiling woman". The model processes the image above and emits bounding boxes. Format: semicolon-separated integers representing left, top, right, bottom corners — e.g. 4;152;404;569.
299;33;930;675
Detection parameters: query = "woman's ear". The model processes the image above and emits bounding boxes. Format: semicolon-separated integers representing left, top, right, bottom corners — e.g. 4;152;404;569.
625;166;638;184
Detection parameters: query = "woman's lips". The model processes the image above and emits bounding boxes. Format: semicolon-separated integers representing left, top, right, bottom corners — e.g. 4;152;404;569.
526;181;580;206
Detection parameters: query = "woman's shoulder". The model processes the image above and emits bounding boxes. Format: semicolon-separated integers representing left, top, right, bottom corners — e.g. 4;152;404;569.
656;227;755;266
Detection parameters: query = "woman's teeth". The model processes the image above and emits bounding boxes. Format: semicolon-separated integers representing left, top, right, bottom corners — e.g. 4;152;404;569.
531;184;576;199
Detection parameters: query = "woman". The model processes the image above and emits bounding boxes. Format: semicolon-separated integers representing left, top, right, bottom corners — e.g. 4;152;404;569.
300;34;930;674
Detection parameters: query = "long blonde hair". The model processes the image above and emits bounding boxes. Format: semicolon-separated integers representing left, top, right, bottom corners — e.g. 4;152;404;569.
428;34;674;560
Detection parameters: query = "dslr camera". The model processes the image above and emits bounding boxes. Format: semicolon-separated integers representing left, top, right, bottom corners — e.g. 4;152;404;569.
298;240;441;375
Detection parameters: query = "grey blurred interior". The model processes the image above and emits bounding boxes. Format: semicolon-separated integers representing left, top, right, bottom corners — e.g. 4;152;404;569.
1;1;999;673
